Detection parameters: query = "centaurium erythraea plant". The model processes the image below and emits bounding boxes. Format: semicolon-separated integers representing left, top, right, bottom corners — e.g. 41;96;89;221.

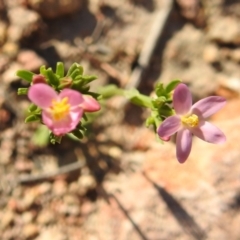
28;83;100;136
157;83;226;163
17;62;226;163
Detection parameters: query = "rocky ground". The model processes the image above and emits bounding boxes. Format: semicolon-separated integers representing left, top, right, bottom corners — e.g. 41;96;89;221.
1;0;240;239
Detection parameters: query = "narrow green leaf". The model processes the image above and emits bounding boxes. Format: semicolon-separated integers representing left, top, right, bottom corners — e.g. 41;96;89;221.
56;62;64;78
17;88;28;95
40;65;47;77
165;80;181;93
82;113;88;121
160;104;174;117
74;75;83;81
46;68;59;86
25;114;41;123
70;69;81;79
77;65;84;75
80;85;90;93
155;83;165;97
16;70;34;82
28;103;38;112
71;129;83;139
66;63;79;76
81;75;97;84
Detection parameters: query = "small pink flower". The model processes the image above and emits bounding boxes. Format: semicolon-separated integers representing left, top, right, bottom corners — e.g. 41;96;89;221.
28;83;84;136
158;83;226;163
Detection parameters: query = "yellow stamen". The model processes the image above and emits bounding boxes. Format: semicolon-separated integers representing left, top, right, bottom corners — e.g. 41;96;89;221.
50;97;70;121
181;114;199;128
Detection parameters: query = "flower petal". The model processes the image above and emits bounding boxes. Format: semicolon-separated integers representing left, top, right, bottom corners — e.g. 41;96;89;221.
190;121;226;144
80;95;101;112
59;89;84;106
157;116;181;138
28;83;57;108
173;83;192;115
191;96;226;119
176;128;192;163
159;135;171;142
42;108;83;136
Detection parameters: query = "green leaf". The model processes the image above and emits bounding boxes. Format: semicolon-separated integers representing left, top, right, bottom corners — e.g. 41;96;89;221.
81;75;97;84
152;96;167;108
56;62;64;78
28;103;38;112
40;65;48;77
80;85;90;93
49;133;62;144
145;116;155;127
98;84;124;98
155;83;165;97
70;68;81;79
82;113;88;122
77;65;84;75
66;63;79;76
46;68;59;86
160;104;174;117
17;88;28;95
25;114;41;123
125;89;153;108
71;129;83;139
16;70;34;82
165;80;181;93
31;125;49;147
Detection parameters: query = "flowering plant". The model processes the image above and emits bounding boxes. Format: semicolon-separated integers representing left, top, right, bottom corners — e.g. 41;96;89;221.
16;62;226;163
157;83;226;163
16;62;101;143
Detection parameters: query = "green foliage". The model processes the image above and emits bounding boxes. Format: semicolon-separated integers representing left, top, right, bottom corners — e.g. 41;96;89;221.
17;88;28;95
143;81;181;131
25;114;41;123
28;103;38;112
46;67;60;86
165;79;181;93
125;89;153;108
98;84;124;98
16;70;35;82
56;62;64;78
31;125;49;147
49;133;62;144
17;62;99;96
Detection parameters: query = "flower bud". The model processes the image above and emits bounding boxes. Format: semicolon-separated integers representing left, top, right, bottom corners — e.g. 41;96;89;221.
32;74;47;84
59;77;73;89
80;95;101;112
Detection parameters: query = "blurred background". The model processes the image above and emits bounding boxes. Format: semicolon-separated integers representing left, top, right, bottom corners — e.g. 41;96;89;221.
0;0;240;239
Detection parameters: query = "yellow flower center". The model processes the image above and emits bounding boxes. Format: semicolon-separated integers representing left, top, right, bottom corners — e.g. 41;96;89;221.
181;114;199;128
50;97;70;121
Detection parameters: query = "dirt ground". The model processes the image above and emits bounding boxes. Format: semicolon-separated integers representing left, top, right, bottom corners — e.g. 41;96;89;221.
1;0;240;239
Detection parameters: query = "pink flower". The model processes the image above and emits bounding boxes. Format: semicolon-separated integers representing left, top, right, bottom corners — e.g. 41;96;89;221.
157;83;226;163
28;83;84;136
